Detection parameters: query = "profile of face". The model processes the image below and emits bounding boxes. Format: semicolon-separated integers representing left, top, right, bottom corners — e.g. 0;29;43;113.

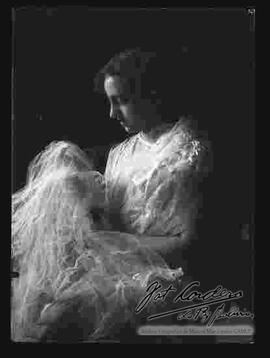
104;75;157;134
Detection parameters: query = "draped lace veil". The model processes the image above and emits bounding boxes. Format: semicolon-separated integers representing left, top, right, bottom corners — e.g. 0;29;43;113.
11;140;183;341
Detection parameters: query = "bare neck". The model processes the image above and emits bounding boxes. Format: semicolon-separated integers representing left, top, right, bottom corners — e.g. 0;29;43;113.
140;115;166;143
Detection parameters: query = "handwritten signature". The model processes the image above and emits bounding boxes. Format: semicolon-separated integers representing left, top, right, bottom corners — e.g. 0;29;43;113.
135;281;254;326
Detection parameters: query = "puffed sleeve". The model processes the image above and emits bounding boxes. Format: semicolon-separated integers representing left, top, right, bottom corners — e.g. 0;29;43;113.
165;140;208;240
140;133;211;242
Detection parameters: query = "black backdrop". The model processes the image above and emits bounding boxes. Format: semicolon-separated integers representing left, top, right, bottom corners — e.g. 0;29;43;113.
13;7;255;325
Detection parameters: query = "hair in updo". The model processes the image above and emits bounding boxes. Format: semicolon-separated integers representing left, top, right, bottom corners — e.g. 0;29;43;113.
94;47;192;121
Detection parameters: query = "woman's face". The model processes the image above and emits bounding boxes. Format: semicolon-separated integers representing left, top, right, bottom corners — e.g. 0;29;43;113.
104;75;153;134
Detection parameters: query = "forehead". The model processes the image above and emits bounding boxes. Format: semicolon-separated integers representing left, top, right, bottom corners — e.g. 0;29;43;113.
104;75;130;97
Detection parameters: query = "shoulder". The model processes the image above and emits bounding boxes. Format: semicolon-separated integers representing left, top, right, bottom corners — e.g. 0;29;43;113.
108;135;138;161
170;117;197;143
165;117;212;174
105;135;138;177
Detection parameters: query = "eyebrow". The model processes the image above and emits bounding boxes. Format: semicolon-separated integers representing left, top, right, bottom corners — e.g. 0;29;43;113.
108;94;127;102
107;95;118;104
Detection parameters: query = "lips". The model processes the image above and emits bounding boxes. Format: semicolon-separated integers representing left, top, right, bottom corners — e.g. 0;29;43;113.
117;117;129;128
119;119;126;126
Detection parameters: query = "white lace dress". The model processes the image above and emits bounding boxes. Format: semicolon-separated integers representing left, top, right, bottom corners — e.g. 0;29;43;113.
105;118;206;242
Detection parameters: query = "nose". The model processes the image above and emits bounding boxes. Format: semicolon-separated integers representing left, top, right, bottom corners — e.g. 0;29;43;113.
110;103;118;119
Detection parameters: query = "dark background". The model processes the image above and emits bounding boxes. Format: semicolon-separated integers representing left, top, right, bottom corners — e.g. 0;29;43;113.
12;7;255;320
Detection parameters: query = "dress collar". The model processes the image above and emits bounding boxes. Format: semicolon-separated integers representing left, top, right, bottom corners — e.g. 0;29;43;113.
137;122;174;147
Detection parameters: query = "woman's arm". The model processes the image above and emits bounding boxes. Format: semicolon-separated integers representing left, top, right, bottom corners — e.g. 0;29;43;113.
135;233;186;254
91;230;185;254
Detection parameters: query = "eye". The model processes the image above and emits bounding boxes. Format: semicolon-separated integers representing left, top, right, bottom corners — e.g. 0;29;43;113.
118;96;129;105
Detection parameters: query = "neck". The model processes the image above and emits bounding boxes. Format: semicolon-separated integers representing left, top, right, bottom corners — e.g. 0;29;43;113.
140;115;165;143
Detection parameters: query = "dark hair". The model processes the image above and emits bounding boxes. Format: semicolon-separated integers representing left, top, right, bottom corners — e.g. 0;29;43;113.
94;47;192;120
94;48;155;96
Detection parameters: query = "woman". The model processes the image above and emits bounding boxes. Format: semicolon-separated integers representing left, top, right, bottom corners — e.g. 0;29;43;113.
95;47;210;256
11;48;210;342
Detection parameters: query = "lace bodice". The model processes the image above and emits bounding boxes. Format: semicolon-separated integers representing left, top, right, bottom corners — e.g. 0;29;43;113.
105;118;207;238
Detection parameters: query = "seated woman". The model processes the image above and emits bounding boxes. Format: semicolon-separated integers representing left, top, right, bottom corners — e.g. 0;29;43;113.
96;48;211;259
11;141;183;342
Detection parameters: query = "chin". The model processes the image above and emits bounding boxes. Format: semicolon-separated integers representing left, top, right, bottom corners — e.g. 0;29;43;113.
124;126;137;134
123;126;132;133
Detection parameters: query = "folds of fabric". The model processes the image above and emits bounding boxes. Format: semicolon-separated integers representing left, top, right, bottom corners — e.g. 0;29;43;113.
11;140;183;342
105;118;207;240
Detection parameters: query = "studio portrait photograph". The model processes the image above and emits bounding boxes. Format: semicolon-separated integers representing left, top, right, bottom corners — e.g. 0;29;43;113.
11;6;255;344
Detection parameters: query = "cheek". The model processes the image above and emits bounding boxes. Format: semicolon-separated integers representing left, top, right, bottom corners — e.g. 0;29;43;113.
120;106;129;117
125;103;140;119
